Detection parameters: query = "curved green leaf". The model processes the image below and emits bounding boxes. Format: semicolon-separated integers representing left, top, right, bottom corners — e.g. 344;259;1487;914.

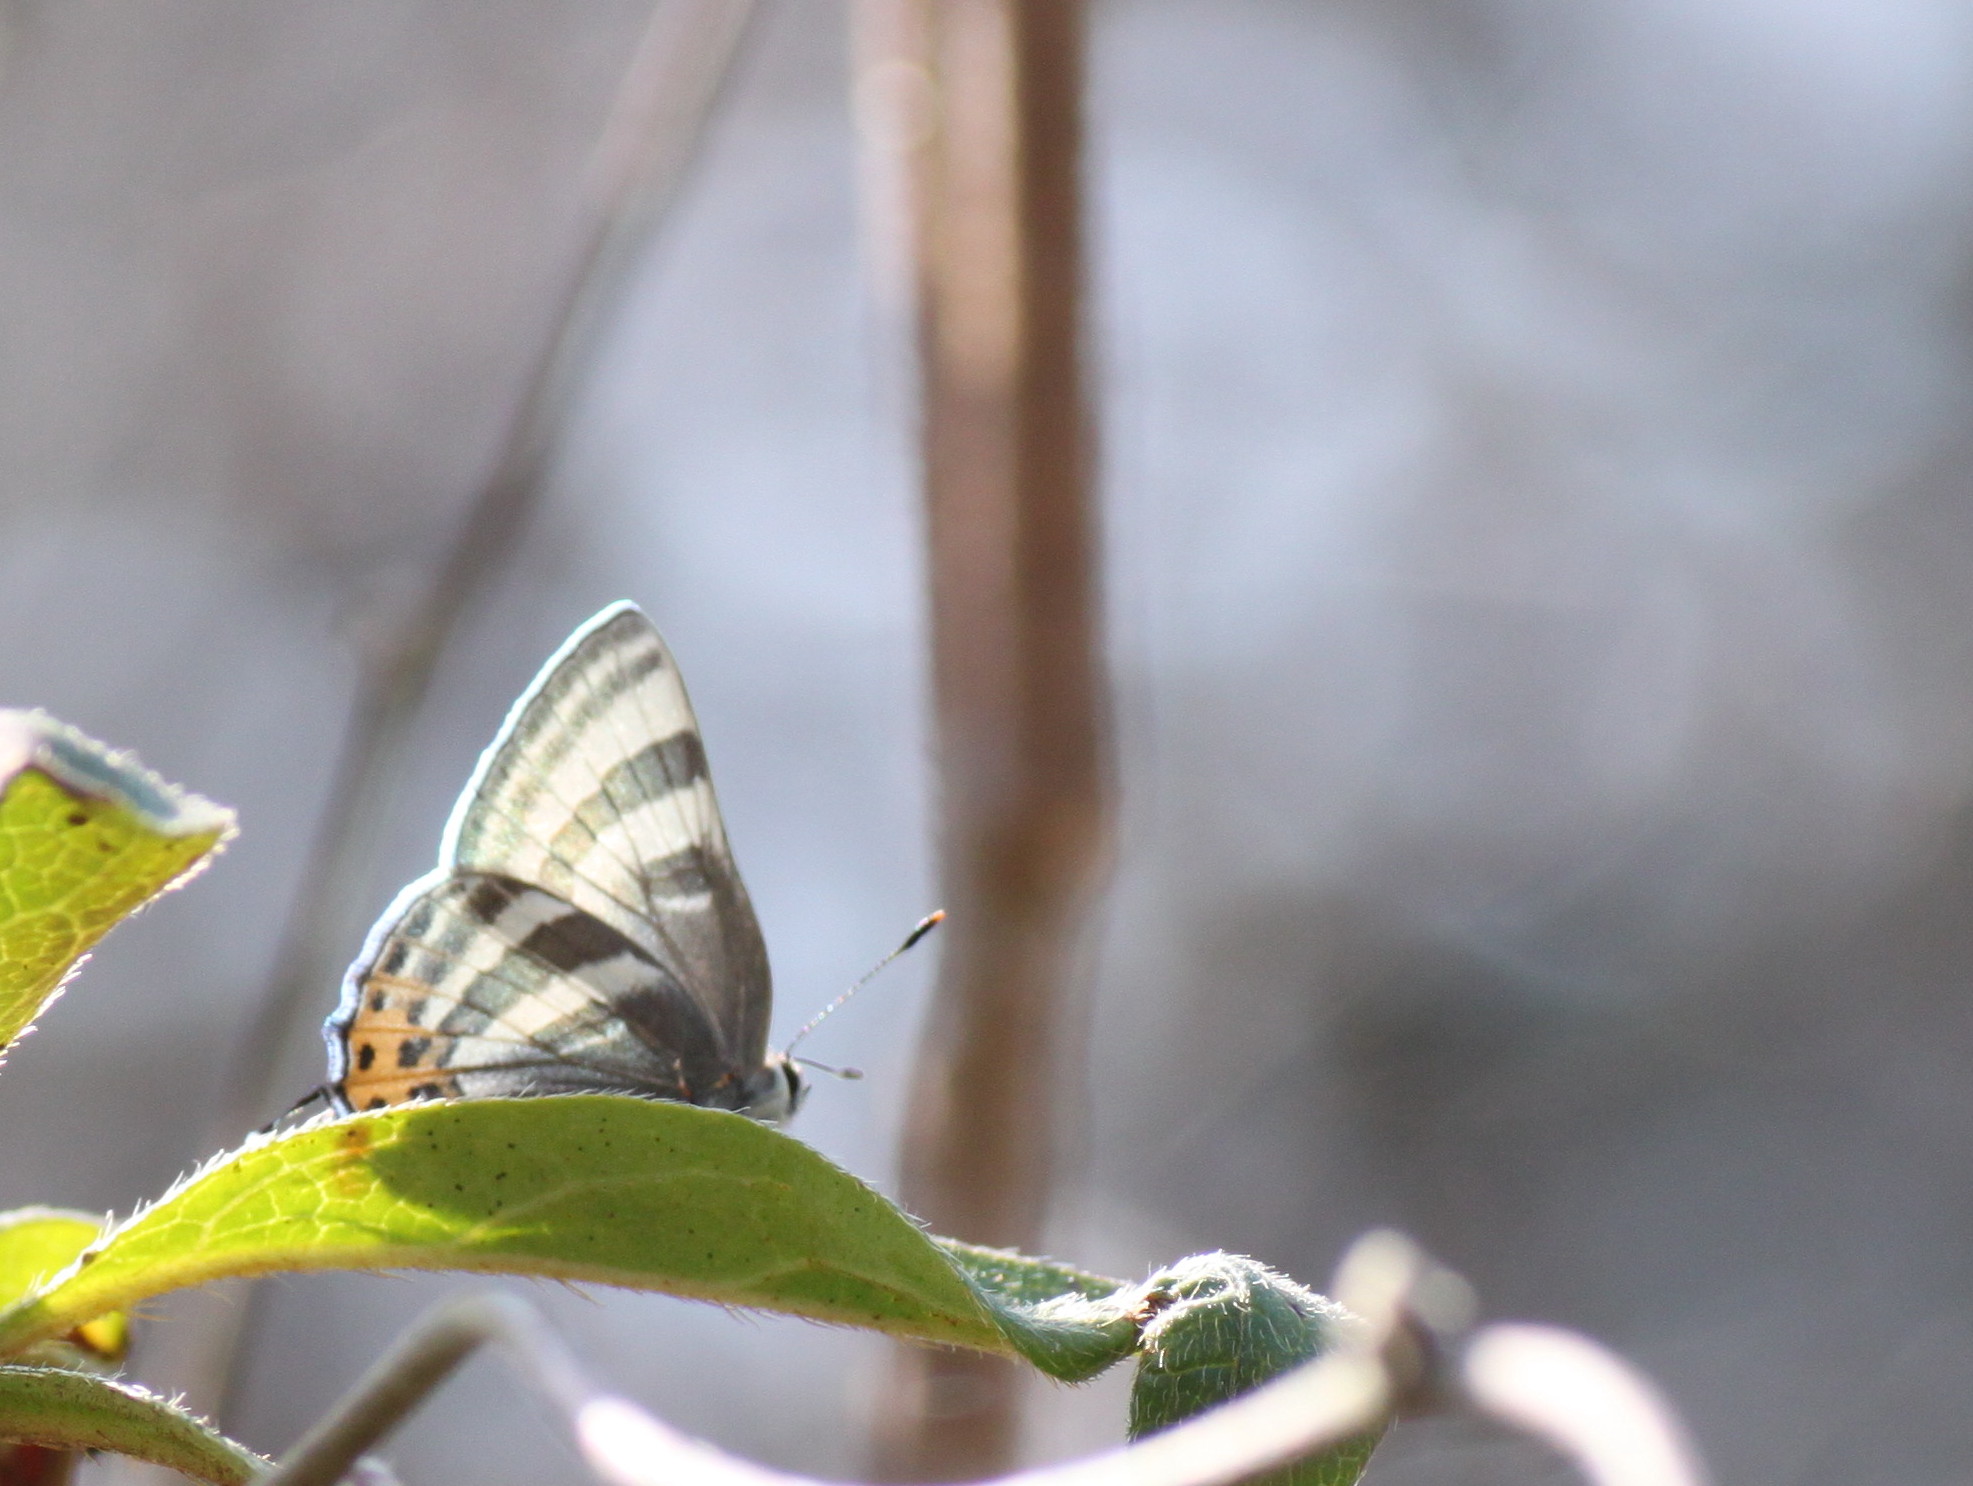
0;1366;265;1485
936;1239;1140;1380
0;1099;1378;1486
0;1210;124;1367
0;1097;1012;1358
0;711;233;1052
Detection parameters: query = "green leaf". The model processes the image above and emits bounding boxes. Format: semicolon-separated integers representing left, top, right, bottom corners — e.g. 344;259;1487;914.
0;1100;1380;1486
0;1366;266;1485
0;1210;125;1367
0;1212;100;1311
0;1097;1015;1358
936;1239;1141;1380
1128;1253;1380;1486
0;711;234;1053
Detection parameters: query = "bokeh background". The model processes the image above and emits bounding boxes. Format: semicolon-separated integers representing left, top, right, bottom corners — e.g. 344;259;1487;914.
2;1;1971;1483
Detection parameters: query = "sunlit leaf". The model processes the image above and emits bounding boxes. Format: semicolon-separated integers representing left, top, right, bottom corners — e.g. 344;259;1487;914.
0;1099;1377;1485
0;1210;125;1369
0;1098;1012;1359
0;1214;100;1311
0;711;233;1053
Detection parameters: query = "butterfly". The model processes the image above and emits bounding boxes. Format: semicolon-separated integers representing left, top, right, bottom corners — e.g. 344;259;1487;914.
324;602;805;1123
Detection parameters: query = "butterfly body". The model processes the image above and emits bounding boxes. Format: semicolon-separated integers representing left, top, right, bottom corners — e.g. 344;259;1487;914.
325;603;804;1123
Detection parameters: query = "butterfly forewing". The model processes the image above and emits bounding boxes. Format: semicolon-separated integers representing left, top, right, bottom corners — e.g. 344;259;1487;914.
326;603;788;1119
442;604;772;1066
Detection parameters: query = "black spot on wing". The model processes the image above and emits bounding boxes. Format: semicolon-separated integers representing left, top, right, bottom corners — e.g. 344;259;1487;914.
465;875;523;924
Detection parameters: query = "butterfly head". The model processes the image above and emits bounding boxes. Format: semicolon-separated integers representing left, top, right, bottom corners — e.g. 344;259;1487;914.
741;1053;807;1124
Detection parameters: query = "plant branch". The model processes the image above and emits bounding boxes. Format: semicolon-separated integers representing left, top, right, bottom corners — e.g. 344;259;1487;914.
250;1232;1712;1486
257;1294;581;1486
256;1291;1385;1486
216;0;762;1149
856;0;1109;1470
1462;1324;1712;1486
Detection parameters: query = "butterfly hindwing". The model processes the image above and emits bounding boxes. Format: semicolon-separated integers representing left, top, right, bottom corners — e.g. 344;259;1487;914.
330;871;751;1110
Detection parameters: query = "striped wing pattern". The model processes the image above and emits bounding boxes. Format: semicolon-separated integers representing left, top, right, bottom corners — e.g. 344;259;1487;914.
325;603;791;1120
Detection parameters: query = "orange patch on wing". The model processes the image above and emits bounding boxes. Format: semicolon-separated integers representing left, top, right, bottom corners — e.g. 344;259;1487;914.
335;974;464;1109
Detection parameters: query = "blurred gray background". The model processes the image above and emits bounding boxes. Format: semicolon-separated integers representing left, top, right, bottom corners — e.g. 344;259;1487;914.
1;1;1970;1483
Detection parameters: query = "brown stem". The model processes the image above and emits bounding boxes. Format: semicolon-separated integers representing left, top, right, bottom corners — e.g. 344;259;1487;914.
856;1;1109;1477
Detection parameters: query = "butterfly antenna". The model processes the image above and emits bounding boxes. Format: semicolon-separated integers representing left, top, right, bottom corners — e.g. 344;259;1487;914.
784;909;945;1056
793;1057;865;1081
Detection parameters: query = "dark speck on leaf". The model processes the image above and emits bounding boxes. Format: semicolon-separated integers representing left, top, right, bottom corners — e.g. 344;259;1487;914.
65;812;86;827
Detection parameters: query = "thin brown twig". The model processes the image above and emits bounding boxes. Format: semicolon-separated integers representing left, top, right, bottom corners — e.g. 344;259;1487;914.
213;0;762;1148
173;0;761;1437
854;1;1108;1475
